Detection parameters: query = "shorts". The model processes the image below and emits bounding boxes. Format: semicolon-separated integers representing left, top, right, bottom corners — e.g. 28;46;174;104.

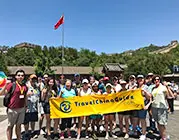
152;107;168;125
43;102;50;114
38;102;45;114
89;114;102;120
118;111;132;116
132;110;147;119
24;112;38;124
7;107;25;127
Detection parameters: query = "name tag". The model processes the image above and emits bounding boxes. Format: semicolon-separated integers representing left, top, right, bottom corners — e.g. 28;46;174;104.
19;95;24;99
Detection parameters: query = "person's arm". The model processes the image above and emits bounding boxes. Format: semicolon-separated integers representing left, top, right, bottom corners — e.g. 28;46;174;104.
142;88;151;100
41;88;47;101
166;86;175;98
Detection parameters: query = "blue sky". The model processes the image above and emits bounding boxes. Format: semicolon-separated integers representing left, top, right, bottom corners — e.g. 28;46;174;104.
0;0;179;54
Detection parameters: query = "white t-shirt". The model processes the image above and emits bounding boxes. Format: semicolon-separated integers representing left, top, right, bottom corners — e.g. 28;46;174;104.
114;84;122;92
79;88;91;96
152;83;168;109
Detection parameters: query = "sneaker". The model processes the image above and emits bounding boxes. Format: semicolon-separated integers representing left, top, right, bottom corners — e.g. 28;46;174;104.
60;135;64;140
124;133;129;139
92;133;98;140
139;135;146;140
40;129;46;135
85;132;89;139
111;134;118;139
68;132;72;138
76;134;80;140
105;133;109;140
54;134;59;140
60;132;64;140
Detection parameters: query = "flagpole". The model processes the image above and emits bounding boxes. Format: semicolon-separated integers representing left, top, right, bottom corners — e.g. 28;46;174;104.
62;14;64;75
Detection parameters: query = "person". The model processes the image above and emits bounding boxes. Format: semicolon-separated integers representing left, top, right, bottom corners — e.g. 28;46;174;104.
151;76;174;140
145;73;157;133
37;76;46;135
136;75;151;140
0;69;28;140
76;79;92;140
41;77;59;140
112;76;122;93
90;81;102;140
72;74;81;129
59;80;76;140
118;80;131;139
23;74;40;139
103;83;118;140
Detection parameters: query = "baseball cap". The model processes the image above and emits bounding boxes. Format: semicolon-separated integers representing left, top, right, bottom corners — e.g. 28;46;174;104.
92;81;99;87
147;73;153;76
120;80;127;85
103;77;109;81
74;73;80;77
82;79;89;84
129;75;135;79
43;74;48;78
30;74;37;79
137;75;144;79
106;83;113;88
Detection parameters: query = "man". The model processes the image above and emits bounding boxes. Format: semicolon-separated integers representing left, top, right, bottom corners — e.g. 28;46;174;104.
0;69;28;140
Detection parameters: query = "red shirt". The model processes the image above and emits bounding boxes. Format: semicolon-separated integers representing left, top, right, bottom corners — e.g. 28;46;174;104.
6;82;28;109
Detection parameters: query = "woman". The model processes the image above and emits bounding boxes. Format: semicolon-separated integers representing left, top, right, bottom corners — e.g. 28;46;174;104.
89;81;101;140
118;80;131;139
24;74;40;139
135;75;151;140
151;76;174;140
76;79;92;140
59;80;76;140
41;77;59;140
103;83;118;140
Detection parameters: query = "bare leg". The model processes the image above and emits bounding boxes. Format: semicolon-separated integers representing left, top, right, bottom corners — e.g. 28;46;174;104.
30;122;35;132
53;119;59;134
140;119;146;135
7;126;14;140
118;114;123;132
124;116;129;134
39;114;44;131
15;124;21;140
77;117;84;136
24;123;29;134
46;114;51;136
158;124;166;139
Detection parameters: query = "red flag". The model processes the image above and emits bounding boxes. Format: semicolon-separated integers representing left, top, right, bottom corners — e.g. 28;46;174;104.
54;15;64;30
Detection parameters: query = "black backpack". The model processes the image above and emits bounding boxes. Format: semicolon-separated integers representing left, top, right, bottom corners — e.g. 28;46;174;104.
3;82;16;107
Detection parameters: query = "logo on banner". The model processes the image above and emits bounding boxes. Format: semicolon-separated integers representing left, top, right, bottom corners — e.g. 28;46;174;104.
60;101;72;113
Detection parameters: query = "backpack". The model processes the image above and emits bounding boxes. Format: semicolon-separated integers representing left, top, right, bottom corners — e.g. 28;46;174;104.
3;82;16;107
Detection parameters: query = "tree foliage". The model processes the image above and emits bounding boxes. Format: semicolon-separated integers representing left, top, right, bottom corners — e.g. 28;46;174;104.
1;44;179;76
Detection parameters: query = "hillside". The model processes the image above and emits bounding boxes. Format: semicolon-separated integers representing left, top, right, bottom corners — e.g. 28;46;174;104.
122;40;178;55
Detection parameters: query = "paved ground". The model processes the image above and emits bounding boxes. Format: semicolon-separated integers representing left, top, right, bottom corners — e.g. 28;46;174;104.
0;98;179;140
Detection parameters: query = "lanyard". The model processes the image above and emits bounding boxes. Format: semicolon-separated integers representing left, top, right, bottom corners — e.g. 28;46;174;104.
16;81;24;94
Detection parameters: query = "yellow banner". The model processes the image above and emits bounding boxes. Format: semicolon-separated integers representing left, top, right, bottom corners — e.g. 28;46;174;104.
50;89;144;118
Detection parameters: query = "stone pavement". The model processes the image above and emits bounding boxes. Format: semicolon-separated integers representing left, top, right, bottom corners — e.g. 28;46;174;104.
0;98;179;140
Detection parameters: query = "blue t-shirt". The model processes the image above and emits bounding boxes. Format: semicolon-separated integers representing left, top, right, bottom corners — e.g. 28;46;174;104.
61;88;76;98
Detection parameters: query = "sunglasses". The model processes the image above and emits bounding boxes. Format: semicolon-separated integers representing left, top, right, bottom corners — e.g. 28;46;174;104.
154;78;160;81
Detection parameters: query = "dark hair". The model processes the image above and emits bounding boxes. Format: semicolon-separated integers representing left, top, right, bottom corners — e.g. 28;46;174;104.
15;69;25;76
47;77;58;94
152;75;161;83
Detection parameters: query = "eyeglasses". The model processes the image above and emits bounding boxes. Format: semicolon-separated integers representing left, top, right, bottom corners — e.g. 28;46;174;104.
17;74;24;77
